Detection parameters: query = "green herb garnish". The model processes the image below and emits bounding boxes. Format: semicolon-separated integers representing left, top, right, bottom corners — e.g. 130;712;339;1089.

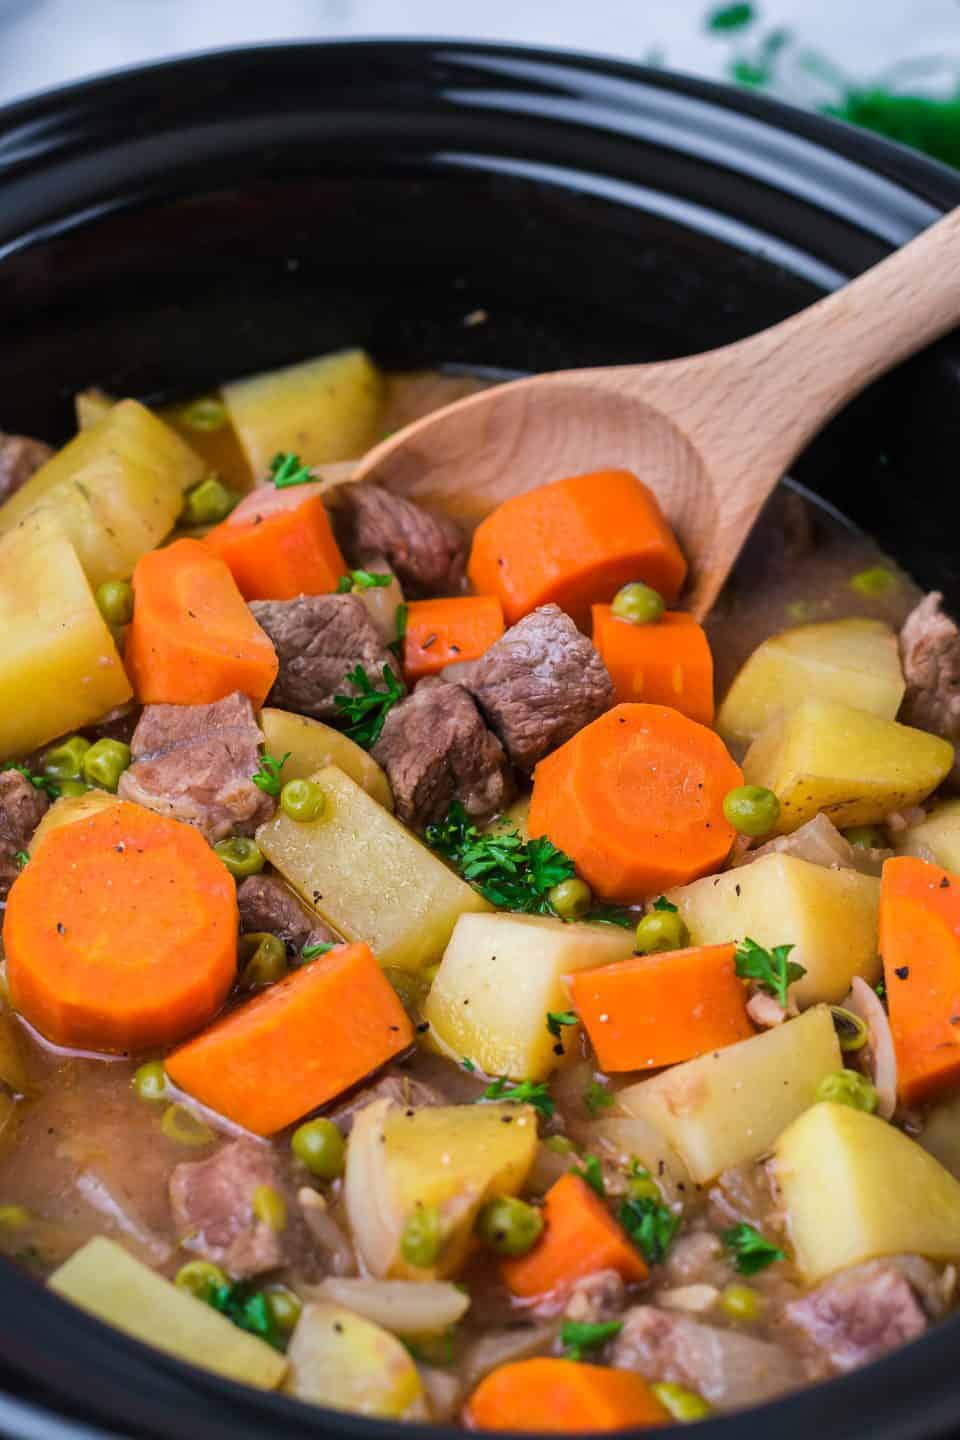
333;664;404;749
207;1283;282;1349
13;851;28;870
461;1057;477;1072
336;570;393;593
268;452;313;489
721;1223;785;1275
251;751;290;797
426;801;575;914
574;1154;606;1198
300;941;335;962
652;896;678;913
389;602;409;660
583;906;635;929
734;937;806;1009
480;1076;554;1120
546;1010;577;1039
1;762;58;799
706;1;754;29
560;1319;623;1361
583;1080;615;1115
619;1192;681;1265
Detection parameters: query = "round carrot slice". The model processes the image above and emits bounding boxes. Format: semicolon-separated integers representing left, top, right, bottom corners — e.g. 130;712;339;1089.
4;802;238;1054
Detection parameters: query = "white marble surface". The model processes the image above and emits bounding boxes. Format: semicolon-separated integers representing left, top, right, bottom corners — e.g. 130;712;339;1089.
0;0;957;106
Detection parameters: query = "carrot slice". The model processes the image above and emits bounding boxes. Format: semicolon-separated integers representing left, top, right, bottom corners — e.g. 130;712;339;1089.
592;607;714;724
879;855;960;1107
205;483;346;601
501;1173;648;1302
468;469;687;627
529;703;741;902
125;538;278;707
568;943;753;1072
3;802;237;1054
404;596;504;681
465;1358;669;1432
166;942;414;1135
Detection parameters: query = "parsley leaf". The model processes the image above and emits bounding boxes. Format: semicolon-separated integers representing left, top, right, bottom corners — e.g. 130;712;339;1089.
583;1080;614;1115
734;936;806;1009
560;1319;623;1360
706;1;755;30
425;801;575;915
721;1222;785;1275
652;895;678;913
13;850;28;870
480;1076;554;1120
546;1010;577;1039
1;762;59;800
268;452;313;489
389;602;409;660
574;1154;606;1198
619;1192;681;1265
251;750;290;797
333;664;404;749
526;837;576;895
336;570;393;593
300;941;335;962
583;906;635;929
461;1057;476;1072
207;1283;281;1348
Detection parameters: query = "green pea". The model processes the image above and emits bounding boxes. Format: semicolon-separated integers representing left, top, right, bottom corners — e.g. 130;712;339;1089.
651;1382;711;1422
722;785;781;838
161;1103;214;1148
0;1204;31;1230
82;738;131;792
213;836;265;878
252;1184;287;1232
180;474;237;527
476;1196;544;1257
43;735;91;782
95;579;134;628
291;1118;345;1180
844;825;886;850
280;778;325;823
181;397;228;432
816;1070;878;1113
720;1283;762;1323
611;582;665;626
634;909;690;955
265;1284;302;1334
238;932;287;989
57;779;91;798
544;1135;576;1155
400;1205;442;1269
547;877;593;920
849;565;898;598
131;1060;168;1104
175;1260;228;1301
626;1166;663;1205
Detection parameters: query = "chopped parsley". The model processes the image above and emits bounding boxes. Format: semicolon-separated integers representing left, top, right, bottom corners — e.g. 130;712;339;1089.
583;906;635;929
333;664;404;749
546;1010;577;1039
1;762;58;800
207;1283;282;1349
706;1;754;29
251;751;289;797
388;602;409;660
574;1154;606;1198
461;1057;476;1073
479;1076;554;1120
734;936;806;1009
652;895;678;913
583;1081;614;1115
560;1319;623;1360
426;801;574;913
300;941;335;962
619;1192;681;1265
13;851;28;870
336;570;393;593
268;452;313;489
721;1223;785;1275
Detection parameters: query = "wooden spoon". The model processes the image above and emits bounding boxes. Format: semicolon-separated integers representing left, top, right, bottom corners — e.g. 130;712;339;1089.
353;208;960;618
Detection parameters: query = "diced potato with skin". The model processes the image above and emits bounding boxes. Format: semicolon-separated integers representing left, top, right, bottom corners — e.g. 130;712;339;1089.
667;853;881;1007
618;1005;842;1184
744;698;953;835
257;766;490;972
0;400;205;587
0;513;132;760
775;1101;960;1283
919;1092;960;1179
592;1114;693;1209
222;349;383;478
345;1098;538;1281
896;799;960;872
29;790;122;856
310;1278;470;1336
49;1237;287;1388
717;618;905;750
259;708;394;811
424;913;635;1080
285;1301;426;1419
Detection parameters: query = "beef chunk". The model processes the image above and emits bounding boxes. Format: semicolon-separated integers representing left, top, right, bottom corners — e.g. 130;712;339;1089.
899;592;960;787
169;1139;284;1280
237;872;337;956
783;1260;931;1374
118;691;273;843
250;593;403;723
334;482;466;598
612;1306;804;1411
463;604;613;770
0;431;53;504
562;1270;626;1326
0;770;49;898
371;678;513;830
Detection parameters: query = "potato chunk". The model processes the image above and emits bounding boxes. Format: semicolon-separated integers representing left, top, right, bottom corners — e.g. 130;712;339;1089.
222;349;383;478
0;400;204;587
424;912;635;1080
896;799;960;871
618;1006;841;1183
345;1098;538;1280
285;1301;426;1419
667;853;880;1007
775;1101;960;1282
259;708;393;811
717;619;905;749
0;513;132;760
256;765;490;972
29;790;122;855
743;698;953;834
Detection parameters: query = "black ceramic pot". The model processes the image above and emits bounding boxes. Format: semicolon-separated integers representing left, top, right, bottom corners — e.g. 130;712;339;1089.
1;38;960;1440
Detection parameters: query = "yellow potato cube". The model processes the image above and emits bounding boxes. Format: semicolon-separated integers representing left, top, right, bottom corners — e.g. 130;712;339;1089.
260;708;393;811
775;1102;960;1282
896;798;960;872
29;790;122;855
285;1302;426;1419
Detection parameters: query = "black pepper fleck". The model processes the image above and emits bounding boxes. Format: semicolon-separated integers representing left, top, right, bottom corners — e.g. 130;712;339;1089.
895;966;910;980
